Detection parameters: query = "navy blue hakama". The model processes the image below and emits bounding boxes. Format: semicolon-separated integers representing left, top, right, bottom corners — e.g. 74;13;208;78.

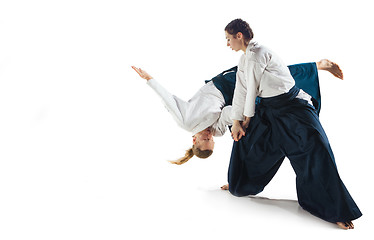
227;86;362;223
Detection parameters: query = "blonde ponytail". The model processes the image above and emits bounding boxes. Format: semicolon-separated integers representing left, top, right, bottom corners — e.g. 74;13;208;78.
169;145;213;165
169;148;194;165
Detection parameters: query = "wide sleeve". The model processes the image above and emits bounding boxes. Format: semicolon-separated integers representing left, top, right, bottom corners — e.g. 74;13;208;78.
212;106;232;136
231;58;265;120
146;78;185;127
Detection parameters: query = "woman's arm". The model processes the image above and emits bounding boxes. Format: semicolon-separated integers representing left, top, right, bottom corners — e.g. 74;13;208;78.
231;59;264;121
132;66;185;126
230;63;247;122
230;58;264;141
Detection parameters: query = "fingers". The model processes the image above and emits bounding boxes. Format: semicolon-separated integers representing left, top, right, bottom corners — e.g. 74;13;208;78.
232;132;240;141
131;66;142;75
237;131;244;141
240;127;246;137
231;132;238;141
237;128;246;141
231;131;245;141
231;127;246;141
131;66;150;80
131;66;145;74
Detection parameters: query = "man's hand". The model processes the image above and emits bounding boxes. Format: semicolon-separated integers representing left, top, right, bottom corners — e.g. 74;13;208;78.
131;66;153;81
231;120;246;141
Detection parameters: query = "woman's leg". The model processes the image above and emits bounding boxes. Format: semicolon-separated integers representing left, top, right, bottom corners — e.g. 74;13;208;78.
287;60;343;115
288;62;322;114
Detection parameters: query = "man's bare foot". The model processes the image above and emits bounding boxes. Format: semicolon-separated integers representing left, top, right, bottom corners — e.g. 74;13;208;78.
221;184;229;190
337;221;354;229
316;59;344;80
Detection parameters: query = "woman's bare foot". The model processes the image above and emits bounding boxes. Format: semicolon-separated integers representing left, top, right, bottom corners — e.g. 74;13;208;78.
221;182;355;229
337;221;354;229
316;59;344;80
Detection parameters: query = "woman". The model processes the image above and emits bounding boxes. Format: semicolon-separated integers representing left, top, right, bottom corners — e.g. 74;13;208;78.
132;59;342;165
224;18;361;229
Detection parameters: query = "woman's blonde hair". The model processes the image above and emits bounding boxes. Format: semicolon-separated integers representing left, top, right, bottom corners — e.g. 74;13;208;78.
169;145;213;165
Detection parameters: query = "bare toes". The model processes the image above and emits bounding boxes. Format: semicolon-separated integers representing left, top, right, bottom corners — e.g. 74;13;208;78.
337;221;354;230
337;222;349;229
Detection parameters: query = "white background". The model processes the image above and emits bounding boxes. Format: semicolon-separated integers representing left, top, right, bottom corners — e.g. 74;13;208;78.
0;0;373;239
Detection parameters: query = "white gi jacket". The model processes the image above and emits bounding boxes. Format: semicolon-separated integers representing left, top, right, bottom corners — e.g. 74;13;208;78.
147;79;232;136
231;41;312;121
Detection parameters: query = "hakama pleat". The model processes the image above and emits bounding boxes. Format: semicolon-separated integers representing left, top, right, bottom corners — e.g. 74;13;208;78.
228;87;362;223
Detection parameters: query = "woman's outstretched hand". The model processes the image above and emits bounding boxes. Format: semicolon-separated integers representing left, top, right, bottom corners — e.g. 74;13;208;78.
131;66;153;81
